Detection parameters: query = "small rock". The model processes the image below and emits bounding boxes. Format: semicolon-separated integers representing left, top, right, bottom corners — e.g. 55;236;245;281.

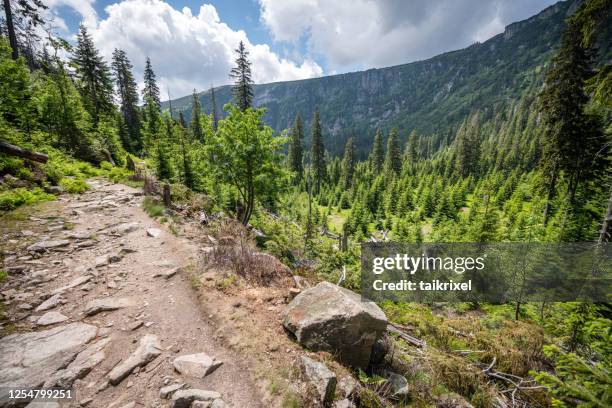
146;228;162;238
160;383;185;399
44;185;64;195
27;240;70;252
171;389;221;408
107;334;162;385
94;255;110;268
333;399;356;408
173;353;222;378
337;376;359;398
37;311;68;326
35;293;62;312
153;267;180;279
84;297;132;316
18;303;33;310
299;356;336;404
79;397;93;406
127;321;143;331
210;400;227;408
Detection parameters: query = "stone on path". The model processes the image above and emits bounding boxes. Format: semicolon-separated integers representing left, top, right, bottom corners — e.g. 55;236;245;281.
299;356;337;404
283;281;387;369
108;334;162;385
95;255;110;268
49;338;110;388
171;389;221;408
160;383;185;399
84;297;132;316
113;222;139;235
146;228;162;238
173;353;222;378
37;311;68;326
35;293;62;312
51;275;91;295
154;267;180;279
27;240;70;252
333;399;356;408
0;323;98;403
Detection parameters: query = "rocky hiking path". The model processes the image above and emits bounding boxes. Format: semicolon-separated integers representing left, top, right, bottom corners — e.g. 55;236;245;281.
0;179;264;407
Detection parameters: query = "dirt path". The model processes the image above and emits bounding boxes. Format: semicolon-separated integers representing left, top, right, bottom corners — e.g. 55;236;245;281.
0;179;264;407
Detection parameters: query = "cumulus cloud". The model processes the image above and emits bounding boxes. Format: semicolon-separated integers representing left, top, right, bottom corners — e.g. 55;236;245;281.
51;0;322;99
258;0;557;70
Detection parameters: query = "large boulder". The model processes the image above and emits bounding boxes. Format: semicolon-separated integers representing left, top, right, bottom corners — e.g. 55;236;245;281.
282;282;387;369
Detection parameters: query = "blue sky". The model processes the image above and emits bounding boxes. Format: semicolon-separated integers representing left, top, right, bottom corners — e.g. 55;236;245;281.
45;0;558;98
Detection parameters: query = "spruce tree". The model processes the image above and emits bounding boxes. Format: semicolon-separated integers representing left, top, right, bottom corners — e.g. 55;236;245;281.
341;137;355;190
287;113;304;182
71;24;113;125
142;57;160;108
189;89;203;141
384;128;401;175
210;84;219;131
178;111;186;129
229;41;253;111
310;107;327;193
405;129;418;163
111;48;141;153
370;128;383;173
539;16;608;221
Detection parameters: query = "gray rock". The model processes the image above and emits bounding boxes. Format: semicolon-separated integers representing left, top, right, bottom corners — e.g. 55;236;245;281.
94;255;110;268
84;297;132;316
37;311;68;326
210;399;227;408
25;402;60;408
36;293;62;312
173;353;222;378
113;222;139;235
107;334;162;385
146;228;162;238
334;399;356;408
65;231;91;240
299;356;336;404
51;275;91;295
171;389;221;408
337;376;359;398
381;371;409;397
154;267;180;279
160;383;185;399
44;185;64;195
27;240;70;252
283;282;388;369
48;338;110;388
0;323;97;403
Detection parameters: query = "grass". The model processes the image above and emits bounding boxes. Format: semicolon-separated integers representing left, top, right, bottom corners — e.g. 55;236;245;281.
59;177;89;194
142;197;165;218
0;269;7;283
0;187;55;211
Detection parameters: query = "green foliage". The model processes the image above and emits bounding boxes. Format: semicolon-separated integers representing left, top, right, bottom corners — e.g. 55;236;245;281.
142;197;165;218
59;177;89;194
0;188;54;211
207;105;288;225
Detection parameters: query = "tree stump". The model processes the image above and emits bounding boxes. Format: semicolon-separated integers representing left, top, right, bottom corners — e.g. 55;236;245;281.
163;183;171;207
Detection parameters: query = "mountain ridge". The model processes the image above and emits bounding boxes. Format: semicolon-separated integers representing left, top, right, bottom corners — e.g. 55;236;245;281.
163;0;610;156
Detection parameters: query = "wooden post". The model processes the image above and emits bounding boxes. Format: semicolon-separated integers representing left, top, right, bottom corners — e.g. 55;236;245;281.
163;183;171;207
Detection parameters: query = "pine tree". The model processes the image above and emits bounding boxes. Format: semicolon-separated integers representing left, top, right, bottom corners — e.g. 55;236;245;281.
142;57;160;108
539;15;608;222
210;84;219;131
111;48;141;153
71;24;114;125
155;117;173;181
178;111;186;129
287;113;304;182
454;116;481;177
179;124;195;189
341;137;355;190
229;41;253;111
405;129;418;163
370;128;383;173
311;107;327;193
384;128;401;175
189;89;203;141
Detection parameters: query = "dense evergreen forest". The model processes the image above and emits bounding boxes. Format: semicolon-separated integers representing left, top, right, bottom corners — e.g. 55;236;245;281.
1;0;611;407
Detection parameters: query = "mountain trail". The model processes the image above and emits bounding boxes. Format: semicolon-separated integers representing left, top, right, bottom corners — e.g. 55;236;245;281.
0;179;265;407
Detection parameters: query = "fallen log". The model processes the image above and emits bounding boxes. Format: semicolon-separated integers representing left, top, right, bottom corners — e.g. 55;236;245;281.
387;323;426;347
0;140;48;163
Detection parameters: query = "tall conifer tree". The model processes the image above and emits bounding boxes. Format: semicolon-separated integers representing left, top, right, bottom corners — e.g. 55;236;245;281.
210;84;219;131
71;24;113;125
310;107;326;193
287;113;304;182
229;41;253;111
341;137;355;190
142;57;160;108
190;90;203;142
384;128;402;175
111;48;141;153
370;128;384;173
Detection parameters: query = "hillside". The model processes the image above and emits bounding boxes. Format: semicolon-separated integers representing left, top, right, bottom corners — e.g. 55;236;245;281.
163;0;610;156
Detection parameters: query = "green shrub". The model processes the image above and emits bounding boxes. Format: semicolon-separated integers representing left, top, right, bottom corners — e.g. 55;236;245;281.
16;167;34;181
142;197;165;218
0;269;7;282
0;188;55;211
59;177;89;194
100;161;113;171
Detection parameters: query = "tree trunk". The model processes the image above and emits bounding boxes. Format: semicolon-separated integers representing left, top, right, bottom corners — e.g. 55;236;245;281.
543;161;559;226
163;183;171;207
0;140;48;163
598;184;612;243
3;0;19;60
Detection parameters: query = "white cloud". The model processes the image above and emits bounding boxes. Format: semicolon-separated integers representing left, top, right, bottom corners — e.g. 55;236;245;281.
258;0;557;70
48;0;322;99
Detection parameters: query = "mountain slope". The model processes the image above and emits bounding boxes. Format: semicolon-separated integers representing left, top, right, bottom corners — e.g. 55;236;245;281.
163;0;610;156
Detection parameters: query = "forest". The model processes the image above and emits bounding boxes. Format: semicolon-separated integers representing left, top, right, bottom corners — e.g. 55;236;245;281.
0;0;611;407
